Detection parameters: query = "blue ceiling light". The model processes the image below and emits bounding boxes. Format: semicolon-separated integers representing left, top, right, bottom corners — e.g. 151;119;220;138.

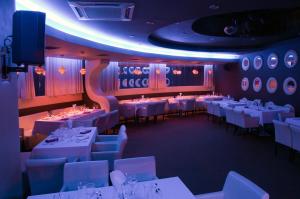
16;0;240;60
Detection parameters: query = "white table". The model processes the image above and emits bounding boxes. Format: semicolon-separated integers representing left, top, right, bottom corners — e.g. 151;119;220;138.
234;106;282;125
286;118;300;127
33;109;104;135
31;127;97;161
27;177;195;199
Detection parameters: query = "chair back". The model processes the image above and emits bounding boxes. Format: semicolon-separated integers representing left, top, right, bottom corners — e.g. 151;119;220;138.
114;156;157;182
118;130;128;155
225;107;234;124
106;110;120;129
62;161;109;191
119;104;136;119
273;120;292;147
206;102;215;115
26;158;66;195
95;113;109;133
290;125;300;152
223;171;269;199
180;99;195;111
284;104;295;113
154;101;166;116
265;101;275;108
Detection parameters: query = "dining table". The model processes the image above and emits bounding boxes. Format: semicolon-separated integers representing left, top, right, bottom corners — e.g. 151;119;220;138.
285;117;300;127
27;177;196;199
31;127;97;161
32;109;104;135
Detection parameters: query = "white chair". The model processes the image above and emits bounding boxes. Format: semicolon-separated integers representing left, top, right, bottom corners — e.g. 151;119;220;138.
213;104;225;118
273;120;292;156
290;125;300;159
195;171;269;199
114;156;157;182
278;104;296;121
94;113;109;134
154;101;167;120
60;160;109;192
92;130;128;170
206;102;215;119
106;110;120;131
119;104;136;121
95;125;126;142
179;99;196;116
233;110;260;133
167;99;180;115
136;102;157;122
26;157;67;195
72;117;98;128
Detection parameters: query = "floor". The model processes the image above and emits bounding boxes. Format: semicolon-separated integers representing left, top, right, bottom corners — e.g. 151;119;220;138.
123;114;300;199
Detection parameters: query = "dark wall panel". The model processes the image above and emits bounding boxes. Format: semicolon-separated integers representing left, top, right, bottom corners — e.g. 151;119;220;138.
215;37;300;115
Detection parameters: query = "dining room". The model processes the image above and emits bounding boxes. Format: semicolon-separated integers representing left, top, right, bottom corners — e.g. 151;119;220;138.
1;0;300;199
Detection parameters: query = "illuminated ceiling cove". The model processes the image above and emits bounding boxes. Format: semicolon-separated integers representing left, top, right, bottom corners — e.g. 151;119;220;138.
15;0;239;60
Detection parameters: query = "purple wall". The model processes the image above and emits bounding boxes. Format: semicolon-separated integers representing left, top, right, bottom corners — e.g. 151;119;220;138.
215;37;300;115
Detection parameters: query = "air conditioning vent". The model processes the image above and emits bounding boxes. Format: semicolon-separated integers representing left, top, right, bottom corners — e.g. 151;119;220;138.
68;1;135;21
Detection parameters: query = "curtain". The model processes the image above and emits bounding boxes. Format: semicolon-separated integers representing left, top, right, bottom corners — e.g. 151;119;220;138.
149;63;167;89
204;64;214;88
100;61;119;95
17;65;35;99
45;57;83;97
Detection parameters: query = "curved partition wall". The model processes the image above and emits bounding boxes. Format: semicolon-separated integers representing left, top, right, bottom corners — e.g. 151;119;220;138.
85;60;118;112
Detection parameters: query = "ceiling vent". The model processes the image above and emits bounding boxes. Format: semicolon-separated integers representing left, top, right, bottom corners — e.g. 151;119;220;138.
68;1;135;21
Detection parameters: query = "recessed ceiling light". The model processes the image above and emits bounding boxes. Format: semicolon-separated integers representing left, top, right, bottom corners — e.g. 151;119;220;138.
97;54;108;57
129;35;135;38
209;4;220;10
146;21;155;25
45;46;60;50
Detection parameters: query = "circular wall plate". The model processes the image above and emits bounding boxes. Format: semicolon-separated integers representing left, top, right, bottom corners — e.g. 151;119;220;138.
241;77;249;91
141;78;149;87
267;53;278;69
253;77;262;92
284;50;298;68
283;77;297;95
142;67;150;74
165;67;170;74
266;77;278;94
166;78;170;86
241;57;250;71
128;79;134;87
253;55;263;70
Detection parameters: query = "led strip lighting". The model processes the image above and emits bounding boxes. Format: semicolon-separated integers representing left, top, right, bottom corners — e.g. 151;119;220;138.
16;0;240;60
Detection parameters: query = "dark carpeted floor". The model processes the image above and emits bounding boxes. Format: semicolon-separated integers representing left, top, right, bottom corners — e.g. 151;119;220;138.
123;114;300;199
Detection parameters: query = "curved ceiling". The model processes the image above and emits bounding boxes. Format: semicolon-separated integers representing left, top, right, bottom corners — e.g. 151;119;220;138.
150;7;300;50
15;0;300;60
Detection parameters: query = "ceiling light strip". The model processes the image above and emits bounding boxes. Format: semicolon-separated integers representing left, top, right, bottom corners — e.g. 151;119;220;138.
16;0;240;60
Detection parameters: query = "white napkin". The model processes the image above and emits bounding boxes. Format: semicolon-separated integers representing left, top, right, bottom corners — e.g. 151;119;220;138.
110;170;127;187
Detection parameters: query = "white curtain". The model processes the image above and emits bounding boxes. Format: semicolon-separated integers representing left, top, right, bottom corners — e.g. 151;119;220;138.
204;64;214;88
45;57;83;97
100;61;119;95
17;65;35;99
149;63;167;90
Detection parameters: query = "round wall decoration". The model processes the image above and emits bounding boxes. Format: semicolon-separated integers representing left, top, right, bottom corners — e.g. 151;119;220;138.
284;50;298;68
267;53;278;69
253;77;262;92
283;77;297;95
241;77;249;91
266;77;278;94
253;56;263;70
241;57;250;71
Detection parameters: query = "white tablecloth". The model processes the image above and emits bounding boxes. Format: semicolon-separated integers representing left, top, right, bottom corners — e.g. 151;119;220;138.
33;109;104;135
286;118;300;127
27;177;195;199
234;106;282;125
31;127;97;161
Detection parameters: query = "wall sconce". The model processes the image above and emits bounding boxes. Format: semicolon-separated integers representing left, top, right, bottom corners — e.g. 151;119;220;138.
155;68;161;75
173;69;182;75
35;66;45;75
133;67;142;75
58;66;66;74
208;69;213;75
80;68;86;75
192;69;199;75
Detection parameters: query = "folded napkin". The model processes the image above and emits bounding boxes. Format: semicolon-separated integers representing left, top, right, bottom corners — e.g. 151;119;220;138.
110;170;126;187
80;130;92;134
45;137;59;143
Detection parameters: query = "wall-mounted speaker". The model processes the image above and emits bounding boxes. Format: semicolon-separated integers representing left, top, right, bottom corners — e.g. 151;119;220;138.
12;11;45;66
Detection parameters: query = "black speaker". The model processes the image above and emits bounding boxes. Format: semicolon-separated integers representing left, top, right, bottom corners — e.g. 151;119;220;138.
12;11;45;66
